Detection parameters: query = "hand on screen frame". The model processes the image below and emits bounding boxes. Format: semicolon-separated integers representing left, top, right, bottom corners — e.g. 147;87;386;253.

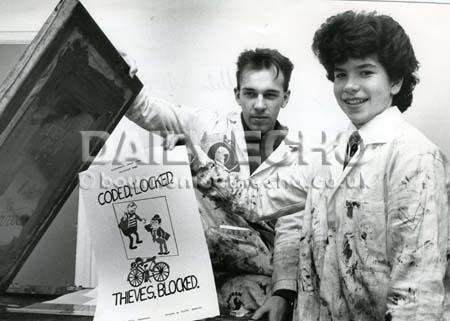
118;49;138;78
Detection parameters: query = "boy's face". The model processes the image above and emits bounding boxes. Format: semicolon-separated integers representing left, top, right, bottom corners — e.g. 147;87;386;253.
333;55;402;128
234;67;290;134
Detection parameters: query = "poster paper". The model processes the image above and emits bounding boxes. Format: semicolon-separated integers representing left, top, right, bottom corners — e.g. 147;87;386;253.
78;118;219;321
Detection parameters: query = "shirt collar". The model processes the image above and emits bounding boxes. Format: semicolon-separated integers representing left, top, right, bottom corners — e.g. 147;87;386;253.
347;107;403;145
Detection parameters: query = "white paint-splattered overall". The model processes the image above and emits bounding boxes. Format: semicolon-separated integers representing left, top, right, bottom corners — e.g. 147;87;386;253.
203;108;449;321
126;91;303;310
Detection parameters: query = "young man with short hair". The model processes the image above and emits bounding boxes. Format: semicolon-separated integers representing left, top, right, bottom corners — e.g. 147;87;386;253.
196;11;449;321
127;48;302;320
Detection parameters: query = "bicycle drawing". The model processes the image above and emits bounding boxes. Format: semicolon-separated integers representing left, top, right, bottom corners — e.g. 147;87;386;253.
127;256;170;287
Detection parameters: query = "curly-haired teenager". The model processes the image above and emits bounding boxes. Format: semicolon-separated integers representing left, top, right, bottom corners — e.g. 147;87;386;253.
194;10;449;321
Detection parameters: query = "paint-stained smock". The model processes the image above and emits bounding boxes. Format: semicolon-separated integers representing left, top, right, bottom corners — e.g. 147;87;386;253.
200;107;449;321
126;90;303;309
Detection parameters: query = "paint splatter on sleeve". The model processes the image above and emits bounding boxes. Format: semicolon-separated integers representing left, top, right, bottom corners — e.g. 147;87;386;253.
386;151;448;321
271;211;303;292
197;162;309;222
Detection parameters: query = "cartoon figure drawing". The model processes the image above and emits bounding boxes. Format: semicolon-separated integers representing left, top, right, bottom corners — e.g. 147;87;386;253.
211;143;230;165
207;138;240;172
127;256;170;287
226;291;251;317
118;201;144;250
145;214;170;255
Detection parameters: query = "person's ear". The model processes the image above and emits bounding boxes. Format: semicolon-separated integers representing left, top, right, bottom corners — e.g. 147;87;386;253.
281;90;291;108
391;78;403;96
234;87;241;105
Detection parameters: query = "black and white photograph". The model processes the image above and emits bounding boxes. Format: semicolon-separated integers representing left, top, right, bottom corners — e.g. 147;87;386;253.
0;1;449;320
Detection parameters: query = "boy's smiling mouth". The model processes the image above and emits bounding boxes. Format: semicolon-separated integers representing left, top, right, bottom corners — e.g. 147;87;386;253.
343;97;369;105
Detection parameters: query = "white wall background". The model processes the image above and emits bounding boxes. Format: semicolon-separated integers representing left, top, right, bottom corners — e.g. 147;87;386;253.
1;0;449;153
1;0;449;288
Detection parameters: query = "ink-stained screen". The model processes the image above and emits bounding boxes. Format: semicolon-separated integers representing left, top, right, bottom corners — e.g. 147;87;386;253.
0;0;142;291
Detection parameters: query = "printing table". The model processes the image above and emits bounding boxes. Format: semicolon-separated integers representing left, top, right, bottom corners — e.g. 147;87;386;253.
0;293;258;321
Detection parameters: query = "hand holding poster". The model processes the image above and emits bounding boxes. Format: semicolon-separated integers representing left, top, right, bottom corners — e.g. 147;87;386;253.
78;117;219;321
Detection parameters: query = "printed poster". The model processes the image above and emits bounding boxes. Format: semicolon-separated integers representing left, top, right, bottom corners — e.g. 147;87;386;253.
78;118;219;321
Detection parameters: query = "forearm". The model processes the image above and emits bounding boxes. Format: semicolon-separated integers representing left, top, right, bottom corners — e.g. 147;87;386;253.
125;90;196;136
197;163;308;222
271;213;301;293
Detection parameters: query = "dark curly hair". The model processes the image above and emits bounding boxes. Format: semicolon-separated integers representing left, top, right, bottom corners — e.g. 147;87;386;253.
236;48;294;92
312;10;419;112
